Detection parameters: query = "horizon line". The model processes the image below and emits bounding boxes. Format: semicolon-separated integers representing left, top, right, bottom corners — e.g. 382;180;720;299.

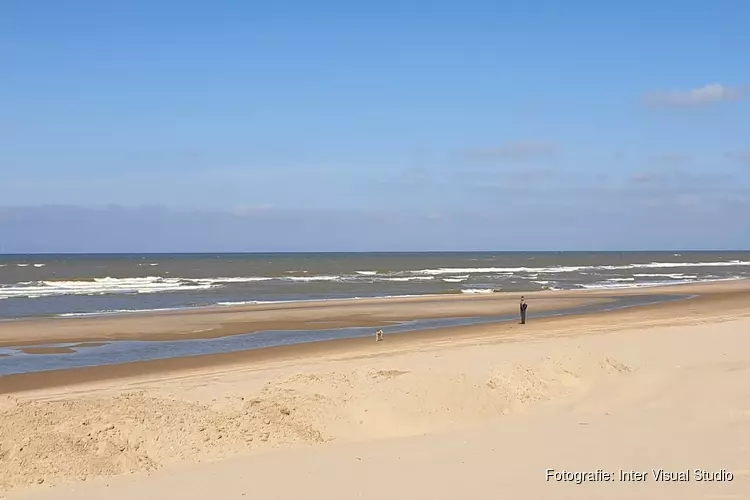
1;249;749;256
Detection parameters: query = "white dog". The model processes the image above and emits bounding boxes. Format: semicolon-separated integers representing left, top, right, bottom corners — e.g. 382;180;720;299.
375;329;384;341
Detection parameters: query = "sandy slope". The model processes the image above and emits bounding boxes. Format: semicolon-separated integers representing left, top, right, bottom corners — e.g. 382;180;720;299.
1;282;749;499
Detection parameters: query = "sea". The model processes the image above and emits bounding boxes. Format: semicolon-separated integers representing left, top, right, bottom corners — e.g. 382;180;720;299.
1;251;749;320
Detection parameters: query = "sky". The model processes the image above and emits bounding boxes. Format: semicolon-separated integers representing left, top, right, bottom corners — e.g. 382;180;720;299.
2;0;750;252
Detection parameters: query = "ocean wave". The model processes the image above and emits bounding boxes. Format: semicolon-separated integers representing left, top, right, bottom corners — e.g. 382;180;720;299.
284;275;341;282
633;273;696;279
415;266;581;275
0;276;214;299
579;276;743;290
383;276;435;282
215;300;268;306
57;307;181;317
461;288;496;294
626;260;750;269
194;277;274;283
413;260;750;276
3;258;748;302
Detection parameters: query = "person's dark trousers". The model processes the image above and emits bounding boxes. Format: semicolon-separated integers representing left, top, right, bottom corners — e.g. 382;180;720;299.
520;310;526;324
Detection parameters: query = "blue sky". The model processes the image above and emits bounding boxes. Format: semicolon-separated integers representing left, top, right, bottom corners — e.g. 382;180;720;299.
2;1;749;252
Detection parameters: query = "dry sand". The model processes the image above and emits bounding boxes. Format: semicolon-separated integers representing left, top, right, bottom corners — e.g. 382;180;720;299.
1;280;749;499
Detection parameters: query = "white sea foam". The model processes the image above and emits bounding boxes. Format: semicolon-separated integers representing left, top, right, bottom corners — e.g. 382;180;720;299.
633;273;695;279
579;276;743;290
4;258;748;303
416;266;587;275
413;260;750;276
632;260;750;269
0;276;214;299
284;275;341;282
461;288;496;294
215;301;266;307
194;277;274;283
57;307;181;317
383;276;435;282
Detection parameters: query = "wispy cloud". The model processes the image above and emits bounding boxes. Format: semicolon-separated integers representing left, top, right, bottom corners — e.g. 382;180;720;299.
630;169;732;187
726;150;750;166
460;141;560;163
649;152;692;167
644;83;746;108
231;203;274;215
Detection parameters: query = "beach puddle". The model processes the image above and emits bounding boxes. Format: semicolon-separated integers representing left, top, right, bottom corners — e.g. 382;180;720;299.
0;294;690;376
20;346;77;355
17;343;110;355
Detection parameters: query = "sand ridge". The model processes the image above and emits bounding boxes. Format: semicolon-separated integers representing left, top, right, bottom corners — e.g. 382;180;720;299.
0;351;634;492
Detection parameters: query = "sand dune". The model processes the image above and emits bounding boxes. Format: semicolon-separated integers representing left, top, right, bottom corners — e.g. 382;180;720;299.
1;351;634;491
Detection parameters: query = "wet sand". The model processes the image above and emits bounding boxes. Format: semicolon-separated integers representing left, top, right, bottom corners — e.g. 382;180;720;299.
1;281;748;395
0;294;614;347
15;343;111;355
17;347;78;355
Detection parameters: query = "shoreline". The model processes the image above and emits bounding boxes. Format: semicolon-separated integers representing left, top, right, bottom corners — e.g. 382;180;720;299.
1;275;745;323
0;293;691;378
0;291;612;348
2;278;746;348
2;279;749;395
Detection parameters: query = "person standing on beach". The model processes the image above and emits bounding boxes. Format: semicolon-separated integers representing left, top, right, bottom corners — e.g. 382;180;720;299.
520;296;528;324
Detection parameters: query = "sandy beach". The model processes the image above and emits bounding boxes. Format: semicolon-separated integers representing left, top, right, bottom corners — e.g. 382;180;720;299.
1;280;749;499
0;292;613;347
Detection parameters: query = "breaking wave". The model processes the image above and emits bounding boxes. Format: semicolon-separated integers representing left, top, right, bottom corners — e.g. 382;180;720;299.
1;258;748;301
413;260;750;276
